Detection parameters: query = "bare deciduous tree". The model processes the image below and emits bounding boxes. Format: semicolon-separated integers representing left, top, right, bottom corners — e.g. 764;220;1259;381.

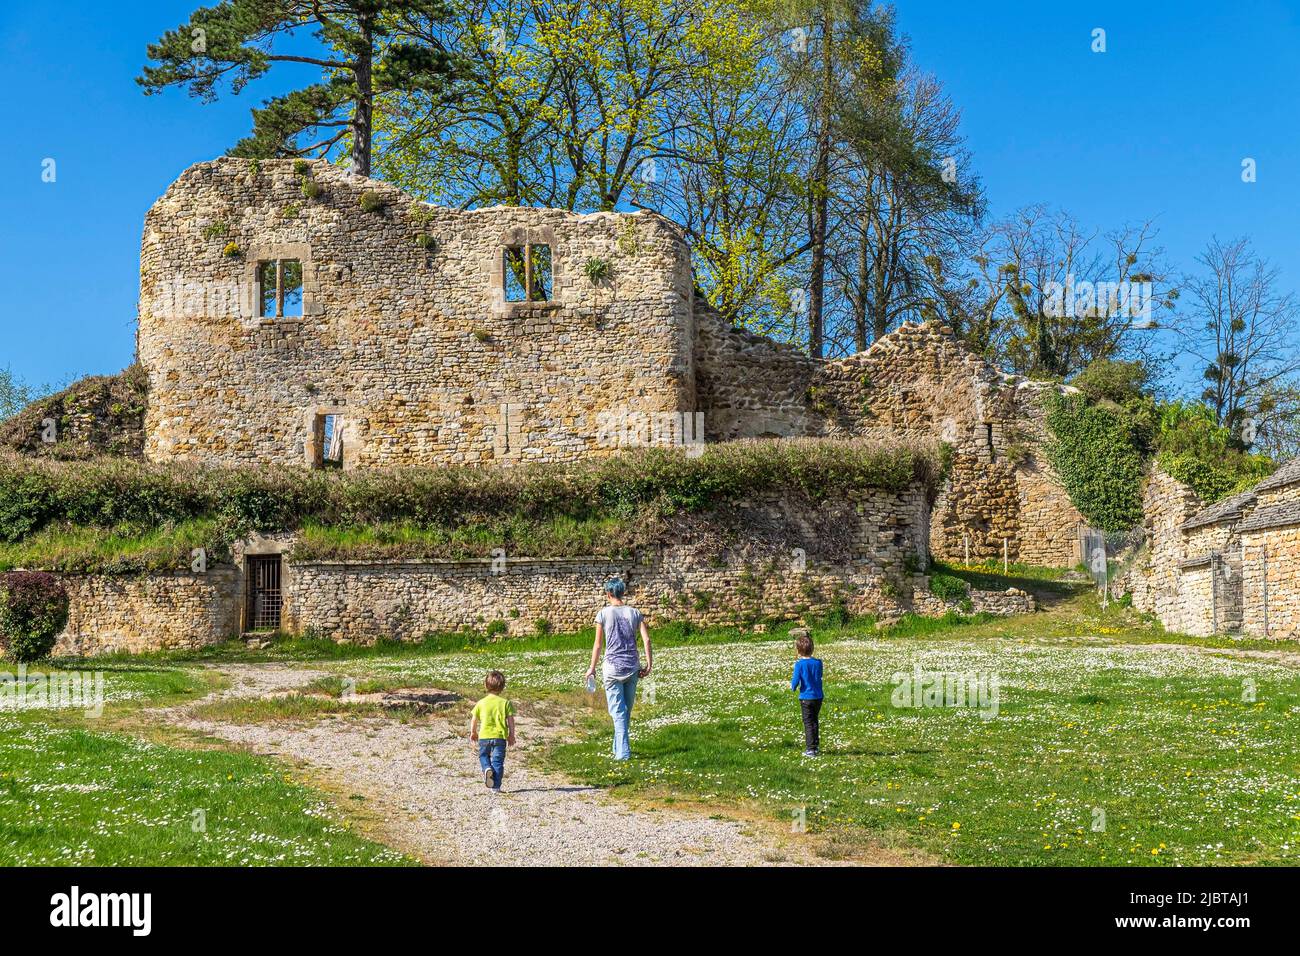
1178;237;1300;443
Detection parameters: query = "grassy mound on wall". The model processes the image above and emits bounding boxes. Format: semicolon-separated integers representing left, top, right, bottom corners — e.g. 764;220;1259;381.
0;438;942;573
0;365;147;460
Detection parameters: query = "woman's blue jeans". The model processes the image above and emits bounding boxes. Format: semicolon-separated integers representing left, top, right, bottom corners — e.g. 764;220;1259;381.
603;671;639;760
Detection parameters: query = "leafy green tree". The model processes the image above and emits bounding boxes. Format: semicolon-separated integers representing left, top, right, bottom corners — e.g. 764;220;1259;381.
138;0;457;177
378;0;725;210
0;368;38;421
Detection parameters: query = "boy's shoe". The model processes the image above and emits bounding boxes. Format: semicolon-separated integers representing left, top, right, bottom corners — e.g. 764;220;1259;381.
484;768;494;789
802;749;816;757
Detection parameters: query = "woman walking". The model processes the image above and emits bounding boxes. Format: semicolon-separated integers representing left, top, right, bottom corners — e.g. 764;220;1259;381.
585;579;653;760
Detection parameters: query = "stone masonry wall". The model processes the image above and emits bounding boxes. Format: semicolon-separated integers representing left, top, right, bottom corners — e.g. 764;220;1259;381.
693;310;1086;566
283;488;936;641
1242;525;1300;639
138;158;694;468
1123;461;1300;639
53;568;242;656
1125;467;1205;624
46;485;1041;655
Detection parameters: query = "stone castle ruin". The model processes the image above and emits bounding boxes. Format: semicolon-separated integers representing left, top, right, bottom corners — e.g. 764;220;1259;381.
0;157;1107;654
138;158;1087;569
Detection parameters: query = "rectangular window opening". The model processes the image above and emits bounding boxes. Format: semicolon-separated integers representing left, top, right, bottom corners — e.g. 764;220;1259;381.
281;259;303;317
529;244;552;301
503;247;528;302
986;423;995;460
502;244;554;303
313;413;344;470
258;261;278;318
257;258;303;318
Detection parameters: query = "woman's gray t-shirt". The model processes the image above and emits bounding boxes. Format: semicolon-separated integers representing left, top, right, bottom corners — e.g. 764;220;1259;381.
596;605;643;678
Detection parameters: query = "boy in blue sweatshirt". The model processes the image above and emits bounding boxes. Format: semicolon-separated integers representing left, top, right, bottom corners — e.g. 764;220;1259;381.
790;630;824;757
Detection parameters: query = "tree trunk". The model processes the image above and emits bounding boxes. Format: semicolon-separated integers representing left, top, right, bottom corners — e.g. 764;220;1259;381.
807;9;835;359
853;220;869;351
351;17;375;178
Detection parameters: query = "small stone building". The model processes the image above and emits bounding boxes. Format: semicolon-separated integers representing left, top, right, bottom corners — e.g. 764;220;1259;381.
1126;458;1300;637
135;158;1086;565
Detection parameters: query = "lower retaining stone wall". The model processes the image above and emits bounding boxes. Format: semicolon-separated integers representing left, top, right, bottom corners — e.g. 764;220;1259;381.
54;568;242;656
283;489;935;640
46;486;1039;654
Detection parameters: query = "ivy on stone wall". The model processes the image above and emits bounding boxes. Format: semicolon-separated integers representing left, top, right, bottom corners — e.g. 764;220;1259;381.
1043;394;1145;533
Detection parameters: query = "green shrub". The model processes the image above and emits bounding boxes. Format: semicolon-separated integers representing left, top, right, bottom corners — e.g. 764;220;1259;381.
1154;402;1274;502
301;179;324;200
928;572;969;603
584;257;612;282
1044;394;1145;532
293;159;312;176
0;571;69;662
534;618;553;637
358;191;387;213
414;233;437;250
0;439;942;566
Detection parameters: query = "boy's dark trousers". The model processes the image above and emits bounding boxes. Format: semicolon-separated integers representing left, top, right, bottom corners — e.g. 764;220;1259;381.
800;698;822;752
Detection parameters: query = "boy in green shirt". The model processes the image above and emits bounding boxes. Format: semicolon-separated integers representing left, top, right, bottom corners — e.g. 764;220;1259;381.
470;670;517;791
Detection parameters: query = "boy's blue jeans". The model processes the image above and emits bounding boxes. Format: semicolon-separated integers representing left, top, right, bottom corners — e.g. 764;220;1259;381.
603;671;639;760
478;738;506;789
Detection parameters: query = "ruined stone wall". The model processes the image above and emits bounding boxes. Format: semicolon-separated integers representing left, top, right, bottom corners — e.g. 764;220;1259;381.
45;484;1041;655
138;158;694;468
1;366;147;460
1169;563;1216;637
53;568;241;656
693;314;1085;566
1126;467;1205;622
692;307;820;440
282;488;935;640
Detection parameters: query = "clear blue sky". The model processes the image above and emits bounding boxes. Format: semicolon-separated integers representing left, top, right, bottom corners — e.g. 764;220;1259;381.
3;0;1298;389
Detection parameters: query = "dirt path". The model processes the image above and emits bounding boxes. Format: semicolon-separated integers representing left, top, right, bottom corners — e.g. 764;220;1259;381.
153;664;893;867
1134;642;1300;668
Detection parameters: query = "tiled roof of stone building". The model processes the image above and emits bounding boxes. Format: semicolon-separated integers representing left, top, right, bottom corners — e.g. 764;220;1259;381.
1252;456;1300;493
1181;489;1256;531
1238;499;1300;533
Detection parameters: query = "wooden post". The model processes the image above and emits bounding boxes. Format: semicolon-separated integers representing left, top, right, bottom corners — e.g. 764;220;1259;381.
1003;538;1008;575
1209;552;1217;635
1262;545;1270;638
964;534;969;565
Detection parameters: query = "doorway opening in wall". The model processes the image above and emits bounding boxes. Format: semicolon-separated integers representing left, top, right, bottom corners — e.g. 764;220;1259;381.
313;413;344;469
246;556;282;632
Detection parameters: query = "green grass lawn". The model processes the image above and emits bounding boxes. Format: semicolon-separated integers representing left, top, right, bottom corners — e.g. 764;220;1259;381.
0;663;408;866
5;573;1299;866
303;594;1300;866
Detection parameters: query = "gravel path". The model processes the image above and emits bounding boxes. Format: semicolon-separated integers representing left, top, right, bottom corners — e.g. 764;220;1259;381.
157;664;869;867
